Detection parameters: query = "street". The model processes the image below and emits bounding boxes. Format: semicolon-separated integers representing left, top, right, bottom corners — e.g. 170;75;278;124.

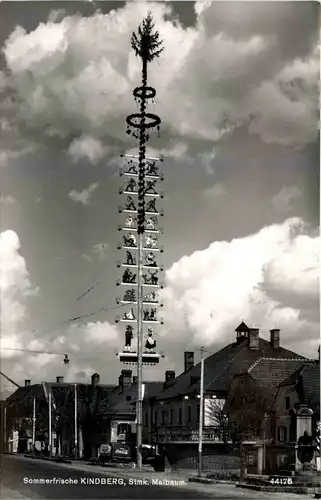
0;455;221;499
0;455;312;500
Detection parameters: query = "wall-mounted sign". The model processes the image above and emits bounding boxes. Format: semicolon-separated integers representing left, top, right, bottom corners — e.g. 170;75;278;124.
112;443;131;460
98;444;112;457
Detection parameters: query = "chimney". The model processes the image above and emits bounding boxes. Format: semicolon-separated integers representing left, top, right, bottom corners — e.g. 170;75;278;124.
184;351;194;372
248;328;259;350
133;376;138;384
25;379;31;387
91;373;100;385
165;370;175;384
56;376;64;383
119;370;132;392
270;329;280;350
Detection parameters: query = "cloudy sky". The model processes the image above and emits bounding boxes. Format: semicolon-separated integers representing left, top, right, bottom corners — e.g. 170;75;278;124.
0;0;319;391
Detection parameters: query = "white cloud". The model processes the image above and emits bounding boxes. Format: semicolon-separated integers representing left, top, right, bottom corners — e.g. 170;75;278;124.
68;135;106;164
68;182;99;205
0;232;121;382
203;182;227;199
81;253;93;262
161;218;319;357
1;1;317;160
0;230;38;357
272;186;301;212
0;195;16;204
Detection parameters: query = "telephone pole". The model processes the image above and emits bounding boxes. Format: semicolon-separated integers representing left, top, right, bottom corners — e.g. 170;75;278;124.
32;397;36;452
116;12;164;469
198;347;205;477
74;384;78;459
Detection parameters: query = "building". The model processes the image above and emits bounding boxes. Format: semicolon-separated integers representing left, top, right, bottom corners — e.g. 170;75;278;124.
0;371;20;453
227;357;320;474
5;374;115;458
141;322;318;472
145;323;303;441
103;370;163;446
4;370;163;459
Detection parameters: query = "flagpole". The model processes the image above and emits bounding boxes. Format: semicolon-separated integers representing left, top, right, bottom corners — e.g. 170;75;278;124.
49;390;52;457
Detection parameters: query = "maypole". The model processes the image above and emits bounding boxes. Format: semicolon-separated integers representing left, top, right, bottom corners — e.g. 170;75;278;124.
115;13;164;469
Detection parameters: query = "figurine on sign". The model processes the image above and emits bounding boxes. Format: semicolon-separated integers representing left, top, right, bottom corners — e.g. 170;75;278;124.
126;251;135;266
127;160;138;175
145;252;157;267
144;291;158;303
143;270;158;285
144;308;157;321
123;308;135;321
146;198;157;213
63;354;70;365
146;161;158;177
149;308;157;320
125;196;136;211
145;234;157;249
146;216;158;230
125;325;134;351
124;289;136;302
145;180;157;195
123;233;137;247
125;178;136;192
145;329;156;351
122;268;137;283
124;215;136;228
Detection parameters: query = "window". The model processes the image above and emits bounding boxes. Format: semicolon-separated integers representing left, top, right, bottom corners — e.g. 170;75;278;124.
285;396;290;410
144;412;148;426
278;426;287;442
196;405;200;422
178;407;182;425
161;410;166;425
153;411;157;426
117;423;131;434
187;406;192;423
126;395;131;401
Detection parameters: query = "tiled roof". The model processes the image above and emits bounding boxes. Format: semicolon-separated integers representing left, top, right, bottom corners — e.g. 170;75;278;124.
106;381;164;415
153;337;303;401
6;382;116;413
280;362;320;411
300;363;320;409
248;358;310;388
248;358;318;410
235;321;250;332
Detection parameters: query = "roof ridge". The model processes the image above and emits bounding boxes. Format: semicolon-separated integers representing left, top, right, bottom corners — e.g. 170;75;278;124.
247;357;263;372
248;357;308;373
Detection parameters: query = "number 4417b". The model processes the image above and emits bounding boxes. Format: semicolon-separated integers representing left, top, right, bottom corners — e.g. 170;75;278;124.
269;477;293;485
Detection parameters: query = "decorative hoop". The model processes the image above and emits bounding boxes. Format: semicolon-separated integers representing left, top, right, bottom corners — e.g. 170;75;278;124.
133;86;156;100
126;113;161;130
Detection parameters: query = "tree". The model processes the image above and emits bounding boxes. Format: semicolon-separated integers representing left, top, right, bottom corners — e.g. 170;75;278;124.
73;384;111;460
226;374;269;481
204;397;230;443
50;386;72;456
